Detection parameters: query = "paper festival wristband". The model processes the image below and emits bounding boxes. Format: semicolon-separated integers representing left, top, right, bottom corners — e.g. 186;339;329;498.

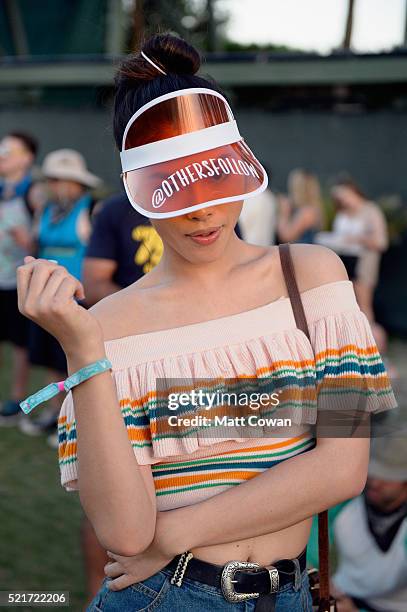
19;358;113;414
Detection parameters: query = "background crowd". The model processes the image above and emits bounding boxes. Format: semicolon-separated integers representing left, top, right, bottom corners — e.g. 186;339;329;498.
0;127;405;611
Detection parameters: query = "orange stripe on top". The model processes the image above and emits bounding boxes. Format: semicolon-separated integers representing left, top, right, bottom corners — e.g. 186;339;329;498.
256;359;315;376
220;432;310;454
168;433;312;460
315;345;379;360
58;440;77;460
154;470;261;490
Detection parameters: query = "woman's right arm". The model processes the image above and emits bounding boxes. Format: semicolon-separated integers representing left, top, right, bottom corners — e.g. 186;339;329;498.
17;257;156;556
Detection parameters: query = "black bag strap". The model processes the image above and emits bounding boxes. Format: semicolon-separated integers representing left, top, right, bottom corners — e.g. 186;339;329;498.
278;243;310;339
278;242;332;610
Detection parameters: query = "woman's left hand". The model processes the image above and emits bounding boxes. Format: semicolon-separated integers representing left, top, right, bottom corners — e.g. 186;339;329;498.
104;542;173;591
104;512;179;591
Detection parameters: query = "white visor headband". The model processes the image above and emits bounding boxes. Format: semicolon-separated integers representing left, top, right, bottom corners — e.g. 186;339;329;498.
120;88;240;172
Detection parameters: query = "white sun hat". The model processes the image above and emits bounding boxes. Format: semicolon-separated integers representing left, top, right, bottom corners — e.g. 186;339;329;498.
42;149;101;188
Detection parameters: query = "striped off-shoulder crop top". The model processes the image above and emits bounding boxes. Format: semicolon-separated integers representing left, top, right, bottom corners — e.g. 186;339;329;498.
57;280;397;510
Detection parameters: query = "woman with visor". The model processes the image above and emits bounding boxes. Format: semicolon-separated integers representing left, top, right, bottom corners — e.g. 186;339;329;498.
17;34;397;611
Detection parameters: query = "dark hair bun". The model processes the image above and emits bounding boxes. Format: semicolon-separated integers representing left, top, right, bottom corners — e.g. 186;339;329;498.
143;33;201;76
116;33;200;84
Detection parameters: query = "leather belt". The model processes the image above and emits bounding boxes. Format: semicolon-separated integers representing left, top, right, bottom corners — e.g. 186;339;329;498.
164;548;307;611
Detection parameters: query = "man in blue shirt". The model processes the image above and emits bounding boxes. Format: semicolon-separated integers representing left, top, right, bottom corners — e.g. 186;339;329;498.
83;192;163;305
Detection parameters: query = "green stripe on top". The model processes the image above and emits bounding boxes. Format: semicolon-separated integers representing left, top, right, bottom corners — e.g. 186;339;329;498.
152;438;315;471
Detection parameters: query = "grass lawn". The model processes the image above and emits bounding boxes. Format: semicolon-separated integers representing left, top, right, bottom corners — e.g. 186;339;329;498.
0;344;87;611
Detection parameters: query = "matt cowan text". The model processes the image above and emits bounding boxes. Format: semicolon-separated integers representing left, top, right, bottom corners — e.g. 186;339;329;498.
168;415;292;427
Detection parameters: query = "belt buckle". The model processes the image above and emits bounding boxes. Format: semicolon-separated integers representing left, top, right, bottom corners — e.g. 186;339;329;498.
221;560;261;603
267;566;280;593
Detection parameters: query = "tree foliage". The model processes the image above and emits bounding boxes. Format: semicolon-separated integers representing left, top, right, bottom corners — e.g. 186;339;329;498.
126;0;229;52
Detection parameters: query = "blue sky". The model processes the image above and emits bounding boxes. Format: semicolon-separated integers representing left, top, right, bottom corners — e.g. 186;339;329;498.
219;0;406;53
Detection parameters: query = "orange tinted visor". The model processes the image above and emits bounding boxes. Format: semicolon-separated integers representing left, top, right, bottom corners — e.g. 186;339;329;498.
120;88;267;219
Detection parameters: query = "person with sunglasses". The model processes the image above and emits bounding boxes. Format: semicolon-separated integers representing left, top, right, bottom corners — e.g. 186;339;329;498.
0;131;38;424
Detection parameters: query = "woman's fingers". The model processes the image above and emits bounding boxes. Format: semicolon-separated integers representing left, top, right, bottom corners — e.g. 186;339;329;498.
39;267;72;303
38;265;85;304
16;258;101;354
23;261;60;314
74;280;85;301
16;264;32;312
53;276;85;304
106;574;133;591
17;258;55;313
104;561;122;578
17;258;74;318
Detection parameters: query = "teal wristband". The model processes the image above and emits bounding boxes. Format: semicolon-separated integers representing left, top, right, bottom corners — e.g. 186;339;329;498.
19;358;112;414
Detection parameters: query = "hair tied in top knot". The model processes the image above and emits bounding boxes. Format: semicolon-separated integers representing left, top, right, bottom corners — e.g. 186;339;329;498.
140;51;167;76
142;33;201;76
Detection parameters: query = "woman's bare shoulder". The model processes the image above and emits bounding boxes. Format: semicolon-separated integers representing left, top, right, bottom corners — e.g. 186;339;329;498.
88;280;158;341
287;243;349;293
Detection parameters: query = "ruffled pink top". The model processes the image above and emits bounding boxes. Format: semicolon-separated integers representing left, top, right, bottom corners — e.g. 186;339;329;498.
58;280;397;510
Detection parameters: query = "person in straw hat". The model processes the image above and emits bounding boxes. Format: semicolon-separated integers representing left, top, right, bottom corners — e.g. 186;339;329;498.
331;436;407;611
19;149;101;443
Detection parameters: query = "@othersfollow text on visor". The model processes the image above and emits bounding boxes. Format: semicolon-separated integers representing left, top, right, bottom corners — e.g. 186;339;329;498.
150;155;260;208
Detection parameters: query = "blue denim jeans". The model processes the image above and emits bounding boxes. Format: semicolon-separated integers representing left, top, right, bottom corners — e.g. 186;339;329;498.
86;562;313;611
